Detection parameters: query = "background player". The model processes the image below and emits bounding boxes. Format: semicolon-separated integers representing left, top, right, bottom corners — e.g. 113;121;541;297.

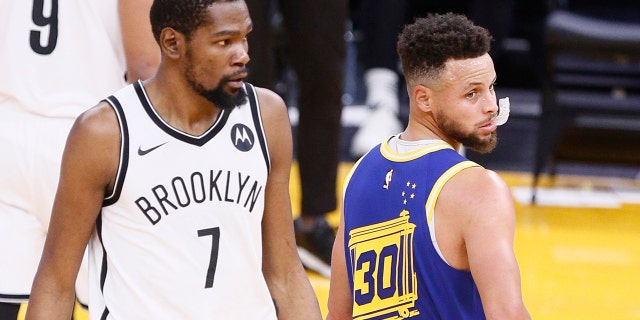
0;0;158;318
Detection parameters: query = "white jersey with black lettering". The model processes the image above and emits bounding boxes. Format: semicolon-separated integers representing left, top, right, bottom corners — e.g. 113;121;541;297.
90;81;276;319
0;0;126;118
0;0;124;304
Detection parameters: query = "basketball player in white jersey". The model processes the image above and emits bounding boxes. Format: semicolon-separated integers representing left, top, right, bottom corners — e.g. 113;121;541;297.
0;0;158;318
25;0;321;319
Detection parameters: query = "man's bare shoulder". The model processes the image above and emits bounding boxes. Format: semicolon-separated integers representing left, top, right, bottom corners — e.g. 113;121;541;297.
252;86;289;128
65;101;122;167
60;100;122;193
453;166;509;193
253;86;286;110
440;166;514;217
72;100;120;138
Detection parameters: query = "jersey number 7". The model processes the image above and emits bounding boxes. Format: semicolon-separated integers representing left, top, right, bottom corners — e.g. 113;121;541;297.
198;227;220;288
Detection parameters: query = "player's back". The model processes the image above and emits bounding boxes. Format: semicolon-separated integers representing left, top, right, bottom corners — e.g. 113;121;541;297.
0;0;126;118
343;139;486;319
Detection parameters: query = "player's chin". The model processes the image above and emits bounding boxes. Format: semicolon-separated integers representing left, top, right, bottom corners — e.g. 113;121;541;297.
480;135;498;153
468;133;497;154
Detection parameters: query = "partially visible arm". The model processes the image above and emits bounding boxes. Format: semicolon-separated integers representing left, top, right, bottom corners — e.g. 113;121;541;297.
326;209;353;320
442;168;530;319
119;0;159;82
257;87;322;319
25;103;121;319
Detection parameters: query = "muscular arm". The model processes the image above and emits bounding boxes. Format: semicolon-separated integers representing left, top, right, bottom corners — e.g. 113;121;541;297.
439;168;530;319
25;103;120;319
119;0;159;82
257;88;322;319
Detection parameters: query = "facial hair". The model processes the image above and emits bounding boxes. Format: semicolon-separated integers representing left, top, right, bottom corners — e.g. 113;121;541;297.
436;111;498;154
192;76;248;110
185;49;248;110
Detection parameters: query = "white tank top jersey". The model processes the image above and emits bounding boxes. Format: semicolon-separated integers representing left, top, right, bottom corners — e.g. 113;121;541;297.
0;0;126;118
89;81;276;319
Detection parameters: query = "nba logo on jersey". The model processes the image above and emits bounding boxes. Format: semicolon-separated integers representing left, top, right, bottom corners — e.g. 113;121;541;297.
231;123;255;152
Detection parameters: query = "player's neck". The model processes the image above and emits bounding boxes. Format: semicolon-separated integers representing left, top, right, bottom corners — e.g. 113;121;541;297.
140;76;222;136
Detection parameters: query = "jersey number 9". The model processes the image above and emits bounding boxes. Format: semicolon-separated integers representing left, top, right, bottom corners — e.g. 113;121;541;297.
30;0;58;55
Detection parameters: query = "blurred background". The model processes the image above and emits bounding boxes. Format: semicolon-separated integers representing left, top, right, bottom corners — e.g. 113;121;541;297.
271;0;640;319
14;0;640;319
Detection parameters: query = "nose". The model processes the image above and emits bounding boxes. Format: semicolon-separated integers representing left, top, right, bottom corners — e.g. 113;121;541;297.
484;92;498;114
232;43;250;66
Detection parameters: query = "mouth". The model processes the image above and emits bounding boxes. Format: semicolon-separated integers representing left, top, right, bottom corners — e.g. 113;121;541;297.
225;72;248;89
479;120;497;133
226;79;244;90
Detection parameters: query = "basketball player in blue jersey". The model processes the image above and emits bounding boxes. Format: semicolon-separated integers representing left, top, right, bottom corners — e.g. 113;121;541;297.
0;0;158;318
327;13;531;319
26;0;321;319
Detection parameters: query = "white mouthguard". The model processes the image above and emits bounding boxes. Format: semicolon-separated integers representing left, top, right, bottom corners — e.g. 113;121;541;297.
493;97;510;126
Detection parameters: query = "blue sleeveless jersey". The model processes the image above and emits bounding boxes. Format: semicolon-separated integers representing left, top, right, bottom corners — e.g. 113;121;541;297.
343;139;485;319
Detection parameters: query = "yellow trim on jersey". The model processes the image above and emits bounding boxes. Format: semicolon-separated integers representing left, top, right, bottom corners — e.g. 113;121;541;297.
380;137;454;162
342;137;451;198
342;153;367;199
425;161;480;225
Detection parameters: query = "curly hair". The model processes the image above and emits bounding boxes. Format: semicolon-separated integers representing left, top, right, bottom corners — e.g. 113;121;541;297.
397;13;492;84
150;0;240;43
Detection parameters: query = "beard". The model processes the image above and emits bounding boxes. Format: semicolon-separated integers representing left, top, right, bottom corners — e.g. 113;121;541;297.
436;112;498;154
185;51;248;110
191;77;248;110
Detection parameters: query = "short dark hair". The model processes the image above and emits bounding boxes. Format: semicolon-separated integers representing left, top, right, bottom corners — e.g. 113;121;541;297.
150;0;240;43
397;13;492;82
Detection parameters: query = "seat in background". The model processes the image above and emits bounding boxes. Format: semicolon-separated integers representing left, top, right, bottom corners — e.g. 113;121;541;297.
531;10;640;203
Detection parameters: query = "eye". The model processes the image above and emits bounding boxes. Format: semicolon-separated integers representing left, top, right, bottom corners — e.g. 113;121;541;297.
466;91;477;99
216;39;231;46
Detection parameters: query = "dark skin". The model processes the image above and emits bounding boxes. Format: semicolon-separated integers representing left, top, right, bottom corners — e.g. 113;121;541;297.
119;0;160;82
26;2;321;319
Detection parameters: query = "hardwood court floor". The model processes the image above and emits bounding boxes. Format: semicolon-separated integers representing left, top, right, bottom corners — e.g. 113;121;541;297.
19;163;640;320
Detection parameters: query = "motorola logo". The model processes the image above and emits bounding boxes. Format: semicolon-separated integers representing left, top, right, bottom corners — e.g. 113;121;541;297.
230;123;254;152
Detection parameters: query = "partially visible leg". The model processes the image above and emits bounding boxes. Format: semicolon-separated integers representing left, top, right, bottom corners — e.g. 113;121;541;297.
245;0;277;88
349;0;407;157
0;303;20;320
279;0;347;267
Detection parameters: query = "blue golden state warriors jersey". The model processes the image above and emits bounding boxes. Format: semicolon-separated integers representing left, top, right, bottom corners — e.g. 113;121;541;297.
343;138;484;319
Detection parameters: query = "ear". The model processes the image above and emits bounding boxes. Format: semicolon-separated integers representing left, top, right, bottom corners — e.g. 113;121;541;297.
413;84;432;113
159;28;183;59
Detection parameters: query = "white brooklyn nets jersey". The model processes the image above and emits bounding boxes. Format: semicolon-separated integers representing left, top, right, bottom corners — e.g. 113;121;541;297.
0;0;124;304
0;0;126;118
89;81;276;319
